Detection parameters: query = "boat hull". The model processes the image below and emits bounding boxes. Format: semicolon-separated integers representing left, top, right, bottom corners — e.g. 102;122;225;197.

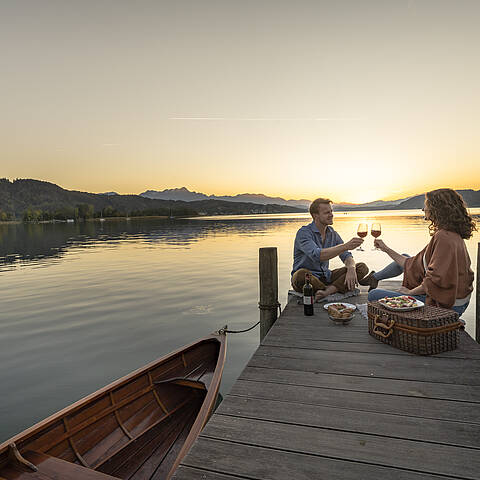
0;332;226;480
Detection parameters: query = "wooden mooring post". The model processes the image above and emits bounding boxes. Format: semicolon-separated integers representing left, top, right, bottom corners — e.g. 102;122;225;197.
476;242;480;343
259;247;279;342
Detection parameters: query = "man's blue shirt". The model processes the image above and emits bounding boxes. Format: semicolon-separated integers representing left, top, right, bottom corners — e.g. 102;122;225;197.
291;222;352;282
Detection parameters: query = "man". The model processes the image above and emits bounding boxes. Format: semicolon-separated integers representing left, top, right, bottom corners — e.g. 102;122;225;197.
291;198;369;300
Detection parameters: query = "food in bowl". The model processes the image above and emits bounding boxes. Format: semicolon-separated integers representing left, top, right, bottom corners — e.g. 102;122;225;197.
327;303;355;320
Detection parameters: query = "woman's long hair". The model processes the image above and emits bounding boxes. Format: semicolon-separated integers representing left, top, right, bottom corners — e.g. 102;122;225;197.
425;189;477;239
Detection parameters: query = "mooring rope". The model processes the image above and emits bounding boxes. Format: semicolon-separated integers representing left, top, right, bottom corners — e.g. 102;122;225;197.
222;322;260;334
220;302;282;334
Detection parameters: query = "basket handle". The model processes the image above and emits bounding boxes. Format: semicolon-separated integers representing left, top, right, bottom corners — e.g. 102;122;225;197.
373;314;395;330
372;314;395;338
374;319;395;330
372;326;393;338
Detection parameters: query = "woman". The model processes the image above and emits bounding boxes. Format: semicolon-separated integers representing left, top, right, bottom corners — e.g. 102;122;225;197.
363;189;476;316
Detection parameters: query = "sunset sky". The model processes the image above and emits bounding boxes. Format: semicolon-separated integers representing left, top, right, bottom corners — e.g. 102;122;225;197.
1;0;480;203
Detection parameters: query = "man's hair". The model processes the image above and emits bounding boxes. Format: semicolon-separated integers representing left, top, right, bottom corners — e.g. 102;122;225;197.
309;198;332;216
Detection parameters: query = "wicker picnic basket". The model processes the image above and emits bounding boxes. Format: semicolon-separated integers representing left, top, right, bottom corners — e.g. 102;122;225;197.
367;301;462;355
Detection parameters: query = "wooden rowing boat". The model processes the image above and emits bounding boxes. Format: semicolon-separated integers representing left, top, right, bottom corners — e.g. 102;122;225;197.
0;329;227;480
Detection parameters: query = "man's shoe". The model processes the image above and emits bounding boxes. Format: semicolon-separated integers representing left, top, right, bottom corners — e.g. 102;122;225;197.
359;271;379;291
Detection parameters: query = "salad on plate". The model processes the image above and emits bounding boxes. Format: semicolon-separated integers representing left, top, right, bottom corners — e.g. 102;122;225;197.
378;295;423;310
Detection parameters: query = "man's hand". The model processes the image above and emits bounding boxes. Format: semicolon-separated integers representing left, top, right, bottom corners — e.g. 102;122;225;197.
345;267;358;291
373;239;388;252
345;237;364;250
398;286;411;294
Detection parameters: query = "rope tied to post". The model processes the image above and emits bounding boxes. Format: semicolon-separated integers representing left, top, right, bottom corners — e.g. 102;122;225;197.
258;301;282;318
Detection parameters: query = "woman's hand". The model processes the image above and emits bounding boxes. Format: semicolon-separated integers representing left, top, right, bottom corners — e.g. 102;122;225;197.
398;286;411;295
374;239;388;252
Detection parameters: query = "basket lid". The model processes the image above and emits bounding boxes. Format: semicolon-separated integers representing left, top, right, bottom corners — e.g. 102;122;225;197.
368;301;459;321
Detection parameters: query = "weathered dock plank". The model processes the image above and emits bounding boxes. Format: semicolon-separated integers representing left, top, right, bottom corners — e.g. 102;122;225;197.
229;379;480;424
199;415;479;479
172;466;243;480
217;395;480;449
173;284;480;479
263;332;480;358
240;367;480;403
175;438;460;480
248;347;480;384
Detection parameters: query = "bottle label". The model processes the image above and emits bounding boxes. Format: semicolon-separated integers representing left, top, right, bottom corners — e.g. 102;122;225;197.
303;296;313;305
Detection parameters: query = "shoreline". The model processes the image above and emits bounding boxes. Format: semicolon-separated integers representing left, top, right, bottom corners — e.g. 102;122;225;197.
0;215;173;225
1;207;479;226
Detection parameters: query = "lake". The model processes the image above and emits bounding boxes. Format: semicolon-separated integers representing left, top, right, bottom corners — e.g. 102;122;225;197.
1;209;479;442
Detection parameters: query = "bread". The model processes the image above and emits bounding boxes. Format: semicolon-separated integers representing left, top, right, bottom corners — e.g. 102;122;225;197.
328;304;354;319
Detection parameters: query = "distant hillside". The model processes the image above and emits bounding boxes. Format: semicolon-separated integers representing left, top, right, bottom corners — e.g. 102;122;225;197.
140;187;311;209
396;190;480;209
334;189;480;211
0;179;305;220
352;196;414;208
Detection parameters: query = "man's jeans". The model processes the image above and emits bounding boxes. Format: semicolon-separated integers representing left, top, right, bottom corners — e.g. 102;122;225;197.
292;263;369;294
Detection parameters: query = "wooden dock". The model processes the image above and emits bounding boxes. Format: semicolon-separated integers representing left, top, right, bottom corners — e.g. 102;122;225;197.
173;281;480;480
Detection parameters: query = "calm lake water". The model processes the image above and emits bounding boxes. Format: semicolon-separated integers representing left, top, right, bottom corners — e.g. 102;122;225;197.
1;209;479;442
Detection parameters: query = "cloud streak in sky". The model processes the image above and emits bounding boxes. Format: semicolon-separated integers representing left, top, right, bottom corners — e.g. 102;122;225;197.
169;117;365;121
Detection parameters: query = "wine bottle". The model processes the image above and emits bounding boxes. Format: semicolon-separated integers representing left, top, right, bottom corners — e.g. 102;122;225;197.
303;273;314;316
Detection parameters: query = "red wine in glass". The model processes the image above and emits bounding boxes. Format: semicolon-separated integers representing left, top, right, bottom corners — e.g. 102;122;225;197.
371;223;381;250
356;223;367;251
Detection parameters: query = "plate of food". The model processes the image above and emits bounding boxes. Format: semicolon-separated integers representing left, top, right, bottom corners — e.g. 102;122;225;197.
378;295;424;311
324;303;356;323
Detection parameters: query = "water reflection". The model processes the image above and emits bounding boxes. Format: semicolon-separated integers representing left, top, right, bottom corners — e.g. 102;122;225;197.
0;216;317;268
1;211;478;271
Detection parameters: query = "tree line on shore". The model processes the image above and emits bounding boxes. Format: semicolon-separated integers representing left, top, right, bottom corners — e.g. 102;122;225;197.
0;204;197;222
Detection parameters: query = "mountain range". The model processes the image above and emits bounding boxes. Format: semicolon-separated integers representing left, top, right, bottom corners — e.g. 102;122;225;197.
139;187;480;210
140;187;312;209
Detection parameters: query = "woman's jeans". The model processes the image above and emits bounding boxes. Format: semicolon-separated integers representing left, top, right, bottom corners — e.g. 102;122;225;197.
367;255;469;317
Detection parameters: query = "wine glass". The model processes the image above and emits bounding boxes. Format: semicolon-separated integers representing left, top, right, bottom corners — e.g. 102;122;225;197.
356;223;367;251
371;223;381;250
